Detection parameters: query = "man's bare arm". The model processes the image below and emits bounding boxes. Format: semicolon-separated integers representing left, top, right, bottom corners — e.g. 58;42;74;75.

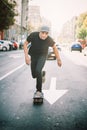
23;41;31;65
24;41;29;56
52;44;62;67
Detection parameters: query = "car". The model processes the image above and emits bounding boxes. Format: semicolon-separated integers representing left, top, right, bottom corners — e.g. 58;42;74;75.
0;40;13;51
0;40;12;51
47;47;56;60
83;46;87;56
12;41;19;50
47;44;62;60
71;42;82;52
56;44;61;51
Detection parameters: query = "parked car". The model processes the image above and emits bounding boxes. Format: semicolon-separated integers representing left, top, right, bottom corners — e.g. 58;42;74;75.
83;46;87;56
0;40;12;51
12;41;19;50
71;42;82;52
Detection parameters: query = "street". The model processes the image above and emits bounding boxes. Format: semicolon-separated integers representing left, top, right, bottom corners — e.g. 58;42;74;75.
0;50;87;130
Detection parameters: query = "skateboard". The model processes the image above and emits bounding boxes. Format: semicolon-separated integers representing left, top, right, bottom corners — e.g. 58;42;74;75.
33;92;44;104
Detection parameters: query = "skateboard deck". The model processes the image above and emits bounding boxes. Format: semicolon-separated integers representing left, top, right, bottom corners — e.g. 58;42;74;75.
33;93;44;104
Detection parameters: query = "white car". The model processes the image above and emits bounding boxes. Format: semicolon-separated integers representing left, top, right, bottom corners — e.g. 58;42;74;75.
0;40;12;51
83;47;87;56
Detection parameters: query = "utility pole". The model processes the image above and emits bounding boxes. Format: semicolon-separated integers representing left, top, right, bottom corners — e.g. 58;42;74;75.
20;0;23;49
20;0;29;49
26;0;29;37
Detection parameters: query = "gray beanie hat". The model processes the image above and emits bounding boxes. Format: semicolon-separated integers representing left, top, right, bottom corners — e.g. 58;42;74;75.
40;26;50;32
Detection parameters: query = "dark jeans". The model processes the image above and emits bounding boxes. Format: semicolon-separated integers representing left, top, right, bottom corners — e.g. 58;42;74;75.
31;55;47;92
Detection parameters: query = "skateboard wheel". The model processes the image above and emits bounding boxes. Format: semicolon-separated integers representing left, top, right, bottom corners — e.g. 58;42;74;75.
33;98;43;104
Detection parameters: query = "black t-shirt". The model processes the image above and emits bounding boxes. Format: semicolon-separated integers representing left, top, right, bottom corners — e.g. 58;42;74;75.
27;32;55;56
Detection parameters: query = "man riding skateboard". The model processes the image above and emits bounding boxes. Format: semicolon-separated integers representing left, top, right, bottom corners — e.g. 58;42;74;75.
23;25;62;98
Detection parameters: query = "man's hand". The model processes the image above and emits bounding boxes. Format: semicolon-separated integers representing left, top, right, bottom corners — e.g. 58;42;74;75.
25;55;31;65
57;59;62;67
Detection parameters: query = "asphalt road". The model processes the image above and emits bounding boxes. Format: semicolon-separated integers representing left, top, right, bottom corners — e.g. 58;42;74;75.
0;50;87;130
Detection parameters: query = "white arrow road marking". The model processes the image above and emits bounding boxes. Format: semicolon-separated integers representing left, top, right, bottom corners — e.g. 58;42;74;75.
43;77;68;105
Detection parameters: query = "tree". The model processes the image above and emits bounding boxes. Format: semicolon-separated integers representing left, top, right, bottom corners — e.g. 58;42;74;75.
76;12;87;28
76;12;87;40
0;0;18;31
83;16;87;28
77;27;87;39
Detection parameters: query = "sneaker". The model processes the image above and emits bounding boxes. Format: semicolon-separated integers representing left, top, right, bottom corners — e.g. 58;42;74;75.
34;91;42;98
42;71;46;83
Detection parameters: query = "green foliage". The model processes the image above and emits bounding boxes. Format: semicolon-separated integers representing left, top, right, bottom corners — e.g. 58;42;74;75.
76;12;87;28
77;27;87;39
0;0;18;31
76;12;87;39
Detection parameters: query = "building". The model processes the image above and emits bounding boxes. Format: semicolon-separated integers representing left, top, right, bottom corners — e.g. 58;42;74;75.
28;5;51;33
28;5;41;32
4;0;29;42
3;0;52;42
58;16;77;44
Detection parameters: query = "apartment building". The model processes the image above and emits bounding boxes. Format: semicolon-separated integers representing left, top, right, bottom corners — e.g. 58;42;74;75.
4;0;29;41
4;0;51;41
28;5;41;32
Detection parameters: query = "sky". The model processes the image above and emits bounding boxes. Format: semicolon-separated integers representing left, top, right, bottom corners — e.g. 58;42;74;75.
30;0;87;33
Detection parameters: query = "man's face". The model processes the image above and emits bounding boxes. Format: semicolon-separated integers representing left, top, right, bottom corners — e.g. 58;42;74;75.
39;31;48;40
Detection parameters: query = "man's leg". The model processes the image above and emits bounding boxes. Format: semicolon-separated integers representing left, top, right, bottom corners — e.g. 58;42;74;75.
42;71;46;83
31;56;37;78
36;56;46;92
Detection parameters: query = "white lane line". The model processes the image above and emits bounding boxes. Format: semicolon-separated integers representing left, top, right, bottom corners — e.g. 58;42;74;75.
0;63;25;81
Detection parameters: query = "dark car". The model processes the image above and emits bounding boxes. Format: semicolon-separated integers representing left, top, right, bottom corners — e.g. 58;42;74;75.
47;47;56;60
71;43;82;52
47;44;62;60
